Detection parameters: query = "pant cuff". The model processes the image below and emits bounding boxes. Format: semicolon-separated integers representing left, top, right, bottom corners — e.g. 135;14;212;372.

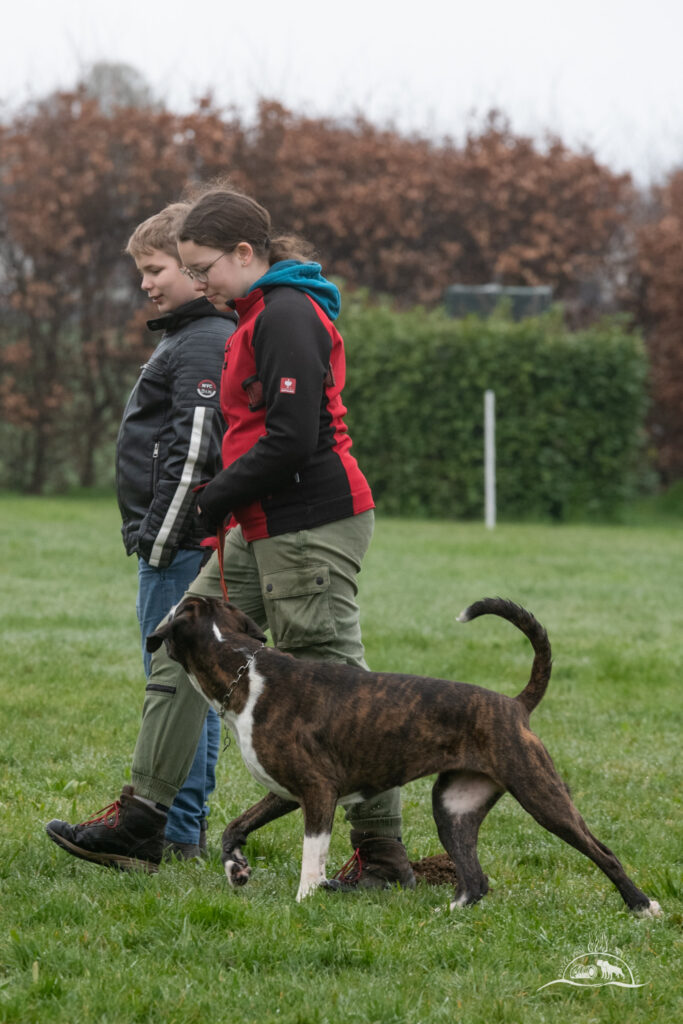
130;771;178;809
346;816;403;838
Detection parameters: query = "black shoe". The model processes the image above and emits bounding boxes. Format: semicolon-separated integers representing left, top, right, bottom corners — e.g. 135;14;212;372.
162;816;209;862
45;785;166;872
332;831;417;890
162;839;202;862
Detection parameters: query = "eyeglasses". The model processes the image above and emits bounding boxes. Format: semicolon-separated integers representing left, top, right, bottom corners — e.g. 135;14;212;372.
181;252;227;284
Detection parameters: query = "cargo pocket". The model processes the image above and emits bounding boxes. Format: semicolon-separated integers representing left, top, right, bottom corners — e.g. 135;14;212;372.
262;564;336;648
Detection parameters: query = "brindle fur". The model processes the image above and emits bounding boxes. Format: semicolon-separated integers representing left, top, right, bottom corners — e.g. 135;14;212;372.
147;596;660;914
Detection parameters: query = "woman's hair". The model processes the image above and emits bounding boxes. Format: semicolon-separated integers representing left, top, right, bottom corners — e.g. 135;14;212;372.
125;202;190;260
178;185;315;264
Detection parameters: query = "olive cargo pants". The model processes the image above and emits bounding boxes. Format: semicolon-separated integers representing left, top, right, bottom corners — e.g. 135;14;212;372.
131;512;403;837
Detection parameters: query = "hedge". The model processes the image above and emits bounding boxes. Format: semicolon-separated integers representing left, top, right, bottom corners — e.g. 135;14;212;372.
338;297;651;521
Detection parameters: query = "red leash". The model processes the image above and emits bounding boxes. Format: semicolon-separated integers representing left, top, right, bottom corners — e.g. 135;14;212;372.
216;523;229;602
195;482;229;601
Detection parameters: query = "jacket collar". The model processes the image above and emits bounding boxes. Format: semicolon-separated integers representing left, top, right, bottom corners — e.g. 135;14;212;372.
231;289;264;319
147;297;237;333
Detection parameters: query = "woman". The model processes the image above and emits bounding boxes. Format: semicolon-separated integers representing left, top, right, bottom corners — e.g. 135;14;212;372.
46;187;414;891
178;189;376;667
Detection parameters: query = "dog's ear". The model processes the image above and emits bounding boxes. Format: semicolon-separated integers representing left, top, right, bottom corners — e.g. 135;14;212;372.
145;597;207;667
226;602;267;643
145;597;206;657
146;620;172;653
240;612;267;644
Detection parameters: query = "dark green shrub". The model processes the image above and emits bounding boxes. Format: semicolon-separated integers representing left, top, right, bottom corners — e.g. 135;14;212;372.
340;297;650;520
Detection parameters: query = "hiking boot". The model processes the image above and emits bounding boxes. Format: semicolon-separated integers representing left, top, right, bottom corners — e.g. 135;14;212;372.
328;830;416;891
45;785;166;873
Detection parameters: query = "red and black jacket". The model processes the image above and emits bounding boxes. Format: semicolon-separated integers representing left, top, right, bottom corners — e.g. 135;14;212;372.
199;283;374;540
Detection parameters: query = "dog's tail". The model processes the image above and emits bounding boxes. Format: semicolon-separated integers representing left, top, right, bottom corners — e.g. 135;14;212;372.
457;597;552;715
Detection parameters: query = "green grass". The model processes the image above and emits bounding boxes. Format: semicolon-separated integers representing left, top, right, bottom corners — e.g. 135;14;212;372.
0;494;681;1023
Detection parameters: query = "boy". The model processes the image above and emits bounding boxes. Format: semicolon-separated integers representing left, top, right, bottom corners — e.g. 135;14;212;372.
46;192;413;890
117;204;236;857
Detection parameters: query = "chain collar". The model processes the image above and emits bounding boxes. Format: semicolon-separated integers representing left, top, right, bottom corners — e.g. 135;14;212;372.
216;647;261;718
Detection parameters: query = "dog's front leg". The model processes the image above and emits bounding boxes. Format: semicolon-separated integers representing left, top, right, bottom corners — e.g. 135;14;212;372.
296;792;337;903
222;792;299;888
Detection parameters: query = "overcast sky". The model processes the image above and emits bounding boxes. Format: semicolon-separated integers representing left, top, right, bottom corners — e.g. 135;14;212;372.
2;0;681;184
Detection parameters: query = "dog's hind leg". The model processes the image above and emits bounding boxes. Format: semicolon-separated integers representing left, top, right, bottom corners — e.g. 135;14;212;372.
507;734;662;916
222;792;299;888
432;772;503;909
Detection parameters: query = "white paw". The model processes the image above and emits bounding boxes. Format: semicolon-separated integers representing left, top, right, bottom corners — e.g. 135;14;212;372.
296;878;323;902
224;859;251;888
636;899;662;918
449;894;469;910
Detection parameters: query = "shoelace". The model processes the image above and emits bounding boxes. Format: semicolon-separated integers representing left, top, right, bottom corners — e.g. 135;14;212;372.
79;800;121;829
333;847;363;884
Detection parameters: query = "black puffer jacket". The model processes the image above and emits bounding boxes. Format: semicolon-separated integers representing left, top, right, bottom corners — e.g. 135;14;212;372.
116;298;237;568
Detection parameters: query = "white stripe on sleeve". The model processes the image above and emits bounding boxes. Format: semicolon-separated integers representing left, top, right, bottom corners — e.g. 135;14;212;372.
149;406;208;567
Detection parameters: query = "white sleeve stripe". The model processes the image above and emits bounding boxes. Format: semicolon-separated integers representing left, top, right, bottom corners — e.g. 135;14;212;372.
149;406;208;566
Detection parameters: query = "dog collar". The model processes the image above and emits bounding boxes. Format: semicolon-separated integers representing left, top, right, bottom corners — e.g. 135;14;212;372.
217;647;261;717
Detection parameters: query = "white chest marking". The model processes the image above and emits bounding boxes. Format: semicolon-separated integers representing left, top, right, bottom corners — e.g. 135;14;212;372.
221;663;296;801
189;664;371;811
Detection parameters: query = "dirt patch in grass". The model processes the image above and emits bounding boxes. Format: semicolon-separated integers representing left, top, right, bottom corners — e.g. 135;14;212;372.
410;854;457;886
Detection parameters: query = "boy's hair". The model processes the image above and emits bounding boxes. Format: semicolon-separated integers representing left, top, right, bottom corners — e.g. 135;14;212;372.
125;202;190;261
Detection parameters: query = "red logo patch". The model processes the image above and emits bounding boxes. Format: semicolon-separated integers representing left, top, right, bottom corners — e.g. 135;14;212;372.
280;377;296;394
197;379;217;399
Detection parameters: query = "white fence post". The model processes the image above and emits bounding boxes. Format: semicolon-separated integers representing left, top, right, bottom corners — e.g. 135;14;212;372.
484;389;496;529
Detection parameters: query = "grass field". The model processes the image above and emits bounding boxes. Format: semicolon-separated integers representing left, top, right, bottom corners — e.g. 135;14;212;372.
0;494;681;1023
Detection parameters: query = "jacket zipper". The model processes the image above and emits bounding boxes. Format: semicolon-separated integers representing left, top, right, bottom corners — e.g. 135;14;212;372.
152;442;160;491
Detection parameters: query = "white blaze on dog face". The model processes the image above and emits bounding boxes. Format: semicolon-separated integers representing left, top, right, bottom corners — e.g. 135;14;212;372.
212;623;225;643
296;832;332;902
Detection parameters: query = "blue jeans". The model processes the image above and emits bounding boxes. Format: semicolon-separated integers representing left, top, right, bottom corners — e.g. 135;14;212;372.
137;550;220;844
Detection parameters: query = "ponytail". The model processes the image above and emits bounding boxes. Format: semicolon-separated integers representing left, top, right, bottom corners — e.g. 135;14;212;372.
268;233;316;264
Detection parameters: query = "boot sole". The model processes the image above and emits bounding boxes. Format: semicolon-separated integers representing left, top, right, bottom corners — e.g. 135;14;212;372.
319;878;359;893
45;826;159;873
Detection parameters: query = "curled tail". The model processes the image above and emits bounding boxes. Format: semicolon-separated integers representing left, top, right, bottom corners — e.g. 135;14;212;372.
457;597;552;714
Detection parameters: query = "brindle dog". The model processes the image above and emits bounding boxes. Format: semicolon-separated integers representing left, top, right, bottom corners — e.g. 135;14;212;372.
147;595;661;915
